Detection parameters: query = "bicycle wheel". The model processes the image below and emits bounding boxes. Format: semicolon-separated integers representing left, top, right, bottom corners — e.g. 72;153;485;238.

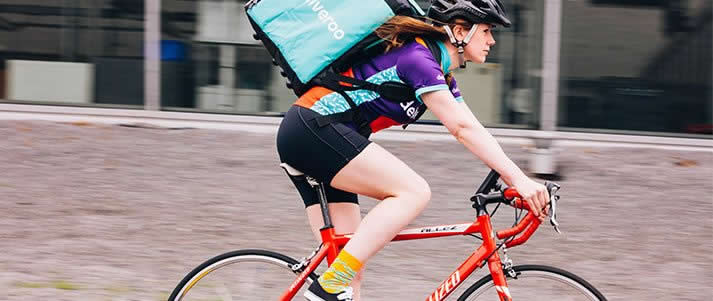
168;249;318;301
458;265;607;301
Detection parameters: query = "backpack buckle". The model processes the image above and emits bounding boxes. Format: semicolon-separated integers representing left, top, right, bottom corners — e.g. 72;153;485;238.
377;81;414;102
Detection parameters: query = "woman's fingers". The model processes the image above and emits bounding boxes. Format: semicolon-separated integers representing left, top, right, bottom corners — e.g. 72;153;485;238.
526;197;541;217
514;178;550;220
526;186;549;220
539;189;549;215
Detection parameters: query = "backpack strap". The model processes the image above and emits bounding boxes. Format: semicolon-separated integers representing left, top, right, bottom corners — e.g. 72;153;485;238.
315;74;373;137
418;37;443;68
313;38;445;135
403;37;445;130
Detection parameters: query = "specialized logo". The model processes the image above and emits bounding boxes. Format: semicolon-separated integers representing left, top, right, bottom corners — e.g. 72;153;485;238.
400;100;421;120
305;0;345;40
427;271;461;301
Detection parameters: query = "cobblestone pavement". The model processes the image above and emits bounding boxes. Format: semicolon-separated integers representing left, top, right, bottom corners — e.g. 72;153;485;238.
1;120;711;301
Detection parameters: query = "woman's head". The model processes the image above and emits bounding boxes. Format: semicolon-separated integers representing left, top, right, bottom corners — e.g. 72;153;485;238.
429;0;510;67
375;0;510;68
444;22;496;64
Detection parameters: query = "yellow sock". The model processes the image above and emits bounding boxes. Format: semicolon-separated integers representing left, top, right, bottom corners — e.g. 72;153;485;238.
317;249;363;294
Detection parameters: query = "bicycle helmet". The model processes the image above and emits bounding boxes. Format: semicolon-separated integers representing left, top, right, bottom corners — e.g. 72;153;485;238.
428;0;511;28
428;0;512;68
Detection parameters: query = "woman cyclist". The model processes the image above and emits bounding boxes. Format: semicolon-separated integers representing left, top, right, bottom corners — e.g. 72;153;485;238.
276;1;550;300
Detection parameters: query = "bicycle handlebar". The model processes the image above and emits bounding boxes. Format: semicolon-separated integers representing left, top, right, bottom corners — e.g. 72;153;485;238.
473;181;562;247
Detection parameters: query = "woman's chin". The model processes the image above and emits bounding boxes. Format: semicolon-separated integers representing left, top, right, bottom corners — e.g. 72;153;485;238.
473;57;486;64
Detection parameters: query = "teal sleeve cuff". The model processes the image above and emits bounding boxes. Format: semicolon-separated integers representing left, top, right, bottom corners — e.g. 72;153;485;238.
414;84;450;103
454;96;464;103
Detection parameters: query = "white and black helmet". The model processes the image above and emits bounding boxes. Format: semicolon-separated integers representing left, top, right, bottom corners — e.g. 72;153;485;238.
428;0;511;27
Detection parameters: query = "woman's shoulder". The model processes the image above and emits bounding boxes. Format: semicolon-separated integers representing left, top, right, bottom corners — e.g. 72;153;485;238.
394;39;439;65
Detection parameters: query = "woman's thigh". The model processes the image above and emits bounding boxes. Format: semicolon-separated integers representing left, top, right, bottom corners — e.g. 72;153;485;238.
277;106;371;207
330;142;430;202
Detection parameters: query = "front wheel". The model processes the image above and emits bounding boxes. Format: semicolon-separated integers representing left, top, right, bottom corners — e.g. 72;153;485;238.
168;249;318;301
458;265;607;301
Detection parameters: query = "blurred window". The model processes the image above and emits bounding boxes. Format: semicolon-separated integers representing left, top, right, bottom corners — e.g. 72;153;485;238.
559;0;712;136
0;0;146;107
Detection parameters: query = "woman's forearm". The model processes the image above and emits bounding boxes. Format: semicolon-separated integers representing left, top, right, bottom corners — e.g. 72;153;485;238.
421;91;528;186
453;123;526;186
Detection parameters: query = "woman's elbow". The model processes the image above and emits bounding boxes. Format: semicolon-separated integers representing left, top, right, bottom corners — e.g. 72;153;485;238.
448;121;475;143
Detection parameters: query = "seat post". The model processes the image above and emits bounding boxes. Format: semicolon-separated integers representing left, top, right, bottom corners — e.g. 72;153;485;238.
307;176;334;229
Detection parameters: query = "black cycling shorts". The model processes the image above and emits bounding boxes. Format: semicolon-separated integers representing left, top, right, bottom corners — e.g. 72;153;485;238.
276;105;371;207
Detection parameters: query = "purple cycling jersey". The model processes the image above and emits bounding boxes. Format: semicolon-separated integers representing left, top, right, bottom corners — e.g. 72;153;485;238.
295;39;463;133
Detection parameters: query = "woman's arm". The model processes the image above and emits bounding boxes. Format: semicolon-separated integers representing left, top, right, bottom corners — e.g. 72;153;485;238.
422;90;549;217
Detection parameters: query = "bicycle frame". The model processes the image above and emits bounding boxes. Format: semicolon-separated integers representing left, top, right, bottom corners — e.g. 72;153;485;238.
279;193;541;301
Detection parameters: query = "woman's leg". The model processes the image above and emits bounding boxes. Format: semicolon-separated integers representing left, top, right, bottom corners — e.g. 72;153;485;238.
330;142;431;265
306;203;364;300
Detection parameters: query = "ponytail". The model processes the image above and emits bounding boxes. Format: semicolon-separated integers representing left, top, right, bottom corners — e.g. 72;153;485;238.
375;16;448;51
375;16;473;51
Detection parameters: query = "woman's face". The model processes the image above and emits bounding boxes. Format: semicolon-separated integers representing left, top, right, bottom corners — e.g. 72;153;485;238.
455;23;496;63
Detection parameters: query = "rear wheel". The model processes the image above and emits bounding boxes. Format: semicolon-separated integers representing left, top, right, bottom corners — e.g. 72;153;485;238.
169;249;317;301
458;265;607;301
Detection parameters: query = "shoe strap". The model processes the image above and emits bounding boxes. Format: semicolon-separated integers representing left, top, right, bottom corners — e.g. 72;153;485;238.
337;287;354;301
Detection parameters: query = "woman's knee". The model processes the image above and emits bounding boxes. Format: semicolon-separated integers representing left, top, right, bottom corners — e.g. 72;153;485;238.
390;177;431;210
411;179;432;209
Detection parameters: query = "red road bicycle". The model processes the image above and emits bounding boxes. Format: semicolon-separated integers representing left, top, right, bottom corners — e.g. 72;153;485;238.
169;167;607;301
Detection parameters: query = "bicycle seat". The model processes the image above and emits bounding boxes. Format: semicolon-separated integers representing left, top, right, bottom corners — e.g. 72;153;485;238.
280;163;304;176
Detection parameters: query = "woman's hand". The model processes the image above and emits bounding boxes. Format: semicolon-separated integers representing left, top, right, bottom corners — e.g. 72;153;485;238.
511;177;550;220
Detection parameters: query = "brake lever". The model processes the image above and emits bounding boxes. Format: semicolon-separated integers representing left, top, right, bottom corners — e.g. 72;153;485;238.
545;182;562;234
550;195;561;234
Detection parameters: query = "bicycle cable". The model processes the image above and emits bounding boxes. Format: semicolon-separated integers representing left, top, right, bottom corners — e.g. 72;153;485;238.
468;233;483;241
489;202;502;217
475;183;526;265
478;201;526;268
471;191;504;241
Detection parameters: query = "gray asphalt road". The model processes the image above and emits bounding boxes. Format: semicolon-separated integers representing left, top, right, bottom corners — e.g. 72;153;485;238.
1;120;711;301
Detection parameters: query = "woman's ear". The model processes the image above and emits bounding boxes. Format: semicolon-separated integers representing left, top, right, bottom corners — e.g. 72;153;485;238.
453;25;467;40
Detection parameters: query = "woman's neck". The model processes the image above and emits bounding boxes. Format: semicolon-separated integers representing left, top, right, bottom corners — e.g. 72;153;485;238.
442;40;460;71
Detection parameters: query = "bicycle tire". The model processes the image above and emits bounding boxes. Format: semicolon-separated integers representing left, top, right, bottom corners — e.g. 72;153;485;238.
457;264;607;301
168;249;318;301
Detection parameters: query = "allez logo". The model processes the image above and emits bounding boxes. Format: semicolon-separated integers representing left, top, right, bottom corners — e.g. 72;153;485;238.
420;225;458;233
304;0;345;40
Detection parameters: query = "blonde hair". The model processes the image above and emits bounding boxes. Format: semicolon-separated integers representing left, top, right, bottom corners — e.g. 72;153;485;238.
374;16;473;51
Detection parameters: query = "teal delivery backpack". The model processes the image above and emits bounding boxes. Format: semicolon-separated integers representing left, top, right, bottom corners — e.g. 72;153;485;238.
244;0;436;98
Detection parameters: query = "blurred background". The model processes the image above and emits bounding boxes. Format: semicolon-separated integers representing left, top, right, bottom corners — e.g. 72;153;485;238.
0;0;710;135
0;1;712;301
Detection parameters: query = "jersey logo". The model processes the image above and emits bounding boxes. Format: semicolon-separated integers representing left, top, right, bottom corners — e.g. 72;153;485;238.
436;74;445;81
400;100;422;120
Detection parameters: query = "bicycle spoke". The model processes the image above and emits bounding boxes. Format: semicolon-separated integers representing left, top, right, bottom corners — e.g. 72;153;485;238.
171;252;315;301
460;266;605;301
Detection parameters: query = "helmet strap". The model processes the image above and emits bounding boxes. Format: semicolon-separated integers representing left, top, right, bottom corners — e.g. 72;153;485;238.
458;49;466;68
444;24;480;68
